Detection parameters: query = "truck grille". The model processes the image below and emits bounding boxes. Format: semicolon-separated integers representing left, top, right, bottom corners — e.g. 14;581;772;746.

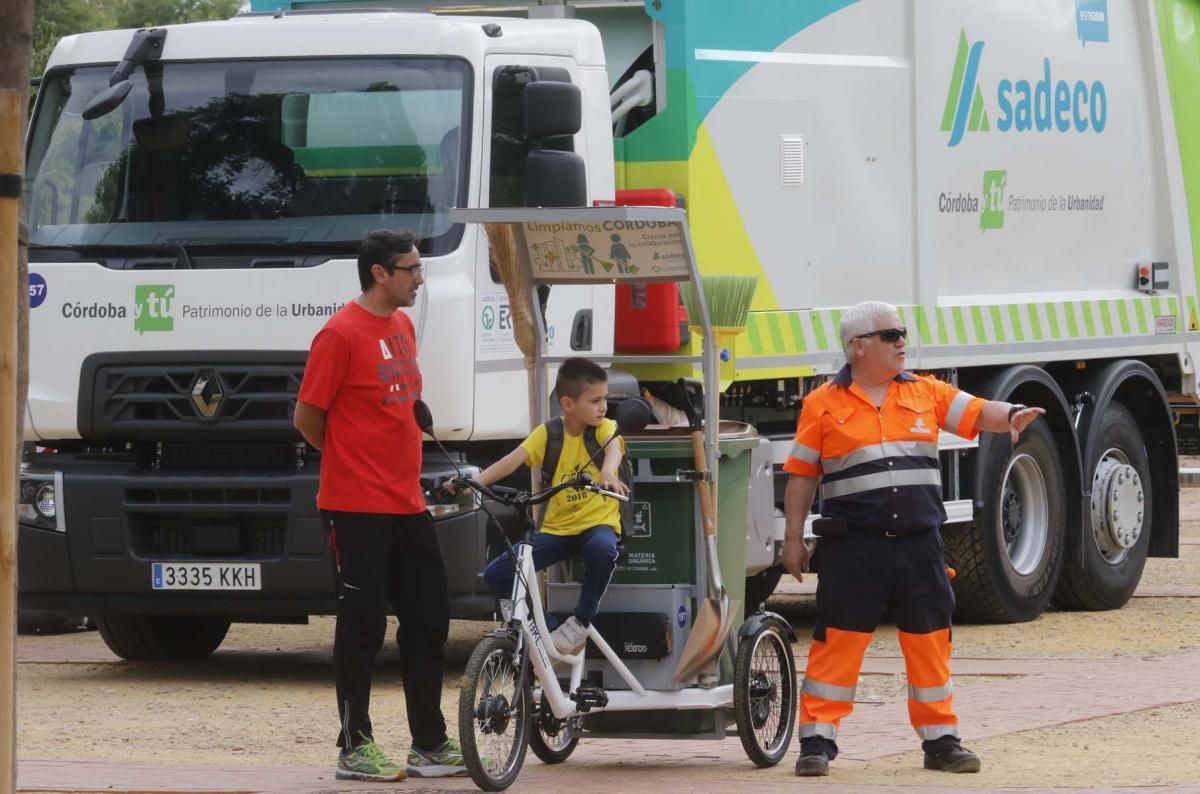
80;353;307;442
125;486;292;558
158;442;298;471
129;516;287;558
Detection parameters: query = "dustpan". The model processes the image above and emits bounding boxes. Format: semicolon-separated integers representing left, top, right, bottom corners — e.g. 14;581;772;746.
673;381;739;682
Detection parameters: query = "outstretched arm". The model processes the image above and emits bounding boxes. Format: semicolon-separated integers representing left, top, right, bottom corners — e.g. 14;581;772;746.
976;401;1046;444
471;447;531;489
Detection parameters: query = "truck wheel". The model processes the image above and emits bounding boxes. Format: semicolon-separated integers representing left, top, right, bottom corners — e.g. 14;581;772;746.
1054;403;1151;610
947;419;1066;622
744;565;783;616
94;615;231;660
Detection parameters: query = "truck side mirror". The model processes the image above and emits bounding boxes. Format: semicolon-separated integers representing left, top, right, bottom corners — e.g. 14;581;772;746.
83;81;133;121
524;80;581;139
527;149;586;207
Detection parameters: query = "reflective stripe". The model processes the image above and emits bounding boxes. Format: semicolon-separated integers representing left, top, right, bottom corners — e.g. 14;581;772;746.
801;678;857;702
799;722;838;740
915;723;961;741
821;440;938;475
908;679;953;703
789;441;821;465
821;468;942;500
945;392;972;433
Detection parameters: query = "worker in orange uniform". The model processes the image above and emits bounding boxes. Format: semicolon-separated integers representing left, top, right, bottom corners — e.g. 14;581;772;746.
782;300;1044;777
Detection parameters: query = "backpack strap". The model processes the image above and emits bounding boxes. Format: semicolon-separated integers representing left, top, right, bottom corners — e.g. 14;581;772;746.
541;417;565;487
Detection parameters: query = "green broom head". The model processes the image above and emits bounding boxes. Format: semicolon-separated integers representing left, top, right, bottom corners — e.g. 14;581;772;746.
679;274;758;332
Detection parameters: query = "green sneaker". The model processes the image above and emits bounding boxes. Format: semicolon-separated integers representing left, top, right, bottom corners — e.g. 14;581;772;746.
336;739;406;782
407;736;468;778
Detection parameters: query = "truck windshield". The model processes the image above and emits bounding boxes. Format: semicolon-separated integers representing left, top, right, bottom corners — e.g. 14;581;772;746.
25;57;471;257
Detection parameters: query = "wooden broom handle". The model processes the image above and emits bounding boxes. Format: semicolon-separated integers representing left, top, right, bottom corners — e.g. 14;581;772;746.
691;431;717;538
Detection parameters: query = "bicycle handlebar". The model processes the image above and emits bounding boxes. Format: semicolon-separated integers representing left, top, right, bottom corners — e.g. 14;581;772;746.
453;474;629;507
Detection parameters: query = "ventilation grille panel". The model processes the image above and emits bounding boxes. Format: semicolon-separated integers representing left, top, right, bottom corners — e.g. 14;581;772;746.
781;135;805;186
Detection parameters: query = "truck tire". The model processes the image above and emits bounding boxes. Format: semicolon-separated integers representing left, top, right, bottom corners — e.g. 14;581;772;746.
94;615;231;660
744;565;784;616
1053;403;1151;610
947;419;1066;622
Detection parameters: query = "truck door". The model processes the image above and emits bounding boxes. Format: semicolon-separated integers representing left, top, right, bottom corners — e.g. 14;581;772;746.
474;56;601;438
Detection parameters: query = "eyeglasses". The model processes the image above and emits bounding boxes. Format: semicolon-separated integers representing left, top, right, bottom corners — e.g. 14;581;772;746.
381;261;423;277
854;327;907;343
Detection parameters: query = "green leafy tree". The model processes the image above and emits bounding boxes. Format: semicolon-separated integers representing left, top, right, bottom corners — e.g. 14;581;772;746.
32;0;110;78
107;0;241;30
32;0;241;78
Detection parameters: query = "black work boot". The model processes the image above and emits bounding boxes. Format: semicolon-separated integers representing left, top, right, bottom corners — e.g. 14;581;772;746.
795;736;837;777
922;737;982;773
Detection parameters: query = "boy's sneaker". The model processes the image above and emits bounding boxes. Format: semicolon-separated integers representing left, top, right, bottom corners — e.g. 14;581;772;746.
407;737;468;778
336;740;406;782
551;615;588;654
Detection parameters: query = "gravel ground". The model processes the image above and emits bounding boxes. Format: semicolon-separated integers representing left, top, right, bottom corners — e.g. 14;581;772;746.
15;488;1200;787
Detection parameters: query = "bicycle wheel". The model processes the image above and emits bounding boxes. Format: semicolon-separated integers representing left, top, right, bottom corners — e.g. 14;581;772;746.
458;633;532;791
733;620;797;767
528;690;581;764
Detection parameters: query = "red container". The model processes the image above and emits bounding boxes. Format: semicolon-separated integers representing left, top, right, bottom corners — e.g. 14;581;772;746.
613;189;687;353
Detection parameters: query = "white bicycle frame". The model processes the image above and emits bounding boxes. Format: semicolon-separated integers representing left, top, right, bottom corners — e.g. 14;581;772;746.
505;539;733;721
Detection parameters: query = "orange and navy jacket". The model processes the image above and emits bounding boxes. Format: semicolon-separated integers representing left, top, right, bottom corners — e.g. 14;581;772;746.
783;365;986;534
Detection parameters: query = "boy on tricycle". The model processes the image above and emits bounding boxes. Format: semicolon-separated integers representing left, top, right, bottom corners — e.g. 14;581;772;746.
462;357;629;654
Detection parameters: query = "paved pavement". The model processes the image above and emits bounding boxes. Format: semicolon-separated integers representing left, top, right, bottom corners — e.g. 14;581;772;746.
17;620;1200;792
16;547;1200;793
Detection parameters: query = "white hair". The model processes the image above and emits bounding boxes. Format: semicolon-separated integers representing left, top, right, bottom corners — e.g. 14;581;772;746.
840;300;899;358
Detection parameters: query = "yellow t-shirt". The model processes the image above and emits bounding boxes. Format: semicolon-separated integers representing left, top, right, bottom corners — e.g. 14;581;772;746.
520;418;624;536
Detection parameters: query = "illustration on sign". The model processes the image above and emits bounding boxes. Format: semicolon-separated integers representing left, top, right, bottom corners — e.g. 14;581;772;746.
521;220;689;280
629;502;651;538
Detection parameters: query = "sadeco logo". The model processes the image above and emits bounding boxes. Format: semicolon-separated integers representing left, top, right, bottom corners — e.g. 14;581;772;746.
134;284;175;334
941;30;1108;147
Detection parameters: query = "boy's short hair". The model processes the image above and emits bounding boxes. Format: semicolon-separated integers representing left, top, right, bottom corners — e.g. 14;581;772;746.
555;358;607;401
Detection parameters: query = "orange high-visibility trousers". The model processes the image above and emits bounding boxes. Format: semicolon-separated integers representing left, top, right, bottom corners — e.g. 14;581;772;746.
799;529;959;744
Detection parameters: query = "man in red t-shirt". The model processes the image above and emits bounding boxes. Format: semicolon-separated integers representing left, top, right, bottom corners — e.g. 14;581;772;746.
295;229;465;781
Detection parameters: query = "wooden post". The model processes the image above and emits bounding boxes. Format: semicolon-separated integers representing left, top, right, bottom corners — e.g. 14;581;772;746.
1;1;35;789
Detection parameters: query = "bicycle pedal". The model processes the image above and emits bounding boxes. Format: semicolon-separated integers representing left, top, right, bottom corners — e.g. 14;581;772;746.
569;685;609;712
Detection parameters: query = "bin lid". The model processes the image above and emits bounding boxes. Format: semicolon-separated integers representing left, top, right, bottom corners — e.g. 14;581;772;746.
625;421;760;458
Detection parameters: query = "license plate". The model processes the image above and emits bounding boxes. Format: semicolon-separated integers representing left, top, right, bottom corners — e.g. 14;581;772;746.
151;562;261;591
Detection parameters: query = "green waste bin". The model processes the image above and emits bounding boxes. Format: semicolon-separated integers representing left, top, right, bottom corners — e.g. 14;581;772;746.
618;422;758;609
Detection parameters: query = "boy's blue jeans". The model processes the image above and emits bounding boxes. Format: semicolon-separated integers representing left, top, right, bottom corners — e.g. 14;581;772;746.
482;524;619;626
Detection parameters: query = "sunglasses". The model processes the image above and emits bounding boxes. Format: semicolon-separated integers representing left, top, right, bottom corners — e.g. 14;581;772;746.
855;327;908;343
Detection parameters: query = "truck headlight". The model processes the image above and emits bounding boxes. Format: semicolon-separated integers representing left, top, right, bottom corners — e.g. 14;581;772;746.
19;472;62;531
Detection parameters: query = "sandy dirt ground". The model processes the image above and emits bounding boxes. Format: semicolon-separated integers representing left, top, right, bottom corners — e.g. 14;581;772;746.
15;488;1200;790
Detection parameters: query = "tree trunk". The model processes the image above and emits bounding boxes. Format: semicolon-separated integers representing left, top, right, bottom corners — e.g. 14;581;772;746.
0;0;35;789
